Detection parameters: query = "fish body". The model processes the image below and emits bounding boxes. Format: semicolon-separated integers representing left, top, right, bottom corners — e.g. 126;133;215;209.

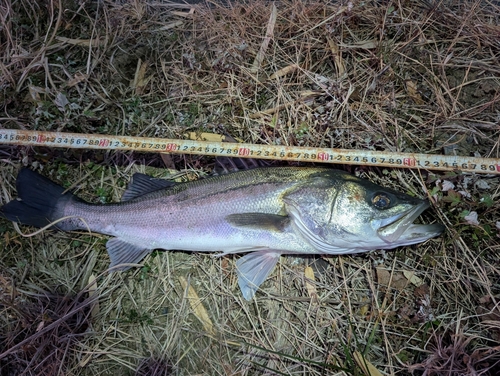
0;167;444;299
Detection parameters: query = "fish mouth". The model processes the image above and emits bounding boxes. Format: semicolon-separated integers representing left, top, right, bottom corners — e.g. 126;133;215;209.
376;201;445;244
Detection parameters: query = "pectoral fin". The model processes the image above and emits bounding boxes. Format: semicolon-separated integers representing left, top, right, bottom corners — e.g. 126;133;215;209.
226;213;289;232
236;250;282;300
106;238;152;270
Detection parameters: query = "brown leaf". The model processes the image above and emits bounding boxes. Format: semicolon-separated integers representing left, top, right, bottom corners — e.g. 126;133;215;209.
250;3;277;74
88;273;100;319
327;37;345;76
376;267;408;290
268;64;299;80
55;36;105;47
185;131;226;142
477;297;500;342
160;153;176;170
67;72;88;87
414;284;430;298
304;266;318;302
178;276;215;335
405;80;424;104
353;351;384;376
131;59;150;95
403;270;423;287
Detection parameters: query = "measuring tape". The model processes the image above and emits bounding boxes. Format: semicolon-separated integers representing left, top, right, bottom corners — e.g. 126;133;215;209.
1;129;499;174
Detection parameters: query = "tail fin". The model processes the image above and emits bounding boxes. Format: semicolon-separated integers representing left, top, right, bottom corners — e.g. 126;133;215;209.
0;168;75;228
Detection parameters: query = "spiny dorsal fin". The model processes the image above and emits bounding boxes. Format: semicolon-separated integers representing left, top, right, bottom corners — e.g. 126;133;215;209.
213;134;268;175
121;173;176;201
214;156;263;175
225;213;290;232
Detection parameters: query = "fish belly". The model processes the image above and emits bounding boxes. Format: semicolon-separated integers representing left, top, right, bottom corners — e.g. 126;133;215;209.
63;183;314;255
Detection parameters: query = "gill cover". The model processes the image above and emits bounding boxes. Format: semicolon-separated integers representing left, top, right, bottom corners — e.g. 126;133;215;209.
283;170;436;251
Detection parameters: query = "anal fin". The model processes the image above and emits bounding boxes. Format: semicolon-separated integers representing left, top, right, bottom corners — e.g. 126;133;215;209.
106;238;152;271
236;250;282;300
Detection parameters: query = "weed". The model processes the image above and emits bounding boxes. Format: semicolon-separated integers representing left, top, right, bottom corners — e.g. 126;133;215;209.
0;0;499;374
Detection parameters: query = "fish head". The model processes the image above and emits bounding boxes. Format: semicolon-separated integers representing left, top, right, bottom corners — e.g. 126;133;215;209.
283;170;444;253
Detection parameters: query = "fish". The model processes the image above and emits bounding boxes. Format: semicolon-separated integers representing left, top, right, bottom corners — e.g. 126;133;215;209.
0;167;444;300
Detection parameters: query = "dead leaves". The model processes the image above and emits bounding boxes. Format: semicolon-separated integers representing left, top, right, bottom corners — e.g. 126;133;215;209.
405;79;425;104
304;265;318;303
178;276;215;335
477;295;500;342
353;351;384;376
376;266;436;323
131;59;151;95
250;3;277;74
376;267;409;291
376;266;424;290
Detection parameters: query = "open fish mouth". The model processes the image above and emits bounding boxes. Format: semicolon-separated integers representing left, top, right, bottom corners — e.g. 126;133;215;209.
377;201;444;244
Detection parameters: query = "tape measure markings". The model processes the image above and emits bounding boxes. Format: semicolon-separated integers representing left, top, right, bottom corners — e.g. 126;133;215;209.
1;129;499;174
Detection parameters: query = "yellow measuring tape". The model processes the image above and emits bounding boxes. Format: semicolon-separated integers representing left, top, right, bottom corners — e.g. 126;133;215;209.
1;129;499;174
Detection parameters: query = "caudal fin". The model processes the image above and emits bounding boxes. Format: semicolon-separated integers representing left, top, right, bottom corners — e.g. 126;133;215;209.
0;168;74;228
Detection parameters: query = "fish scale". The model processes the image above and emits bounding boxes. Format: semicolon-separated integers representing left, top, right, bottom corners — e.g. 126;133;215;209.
0;166;444;300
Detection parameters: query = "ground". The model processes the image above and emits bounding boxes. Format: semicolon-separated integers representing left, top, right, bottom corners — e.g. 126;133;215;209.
0;0;499;375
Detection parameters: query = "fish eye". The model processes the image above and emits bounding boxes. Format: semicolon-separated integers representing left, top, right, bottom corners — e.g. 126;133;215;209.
372;193;391;209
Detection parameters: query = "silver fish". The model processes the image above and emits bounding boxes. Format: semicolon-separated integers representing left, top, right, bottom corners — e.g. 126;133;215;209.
0;167;444;299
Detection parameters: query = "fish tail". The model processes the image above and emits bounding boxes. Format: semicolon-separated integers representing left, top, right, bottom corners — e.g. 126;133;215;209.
0;168;77;229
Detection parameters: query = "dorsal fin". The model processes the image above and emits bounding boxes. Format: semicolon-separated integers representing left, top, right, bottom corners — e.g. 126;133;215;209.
213;134;268;175
214;156;263;175
121;173;176;201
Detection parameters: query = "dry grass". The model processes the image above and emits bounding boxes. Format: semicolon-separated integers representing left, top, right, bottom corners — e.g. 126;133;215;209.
1;0;500;374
